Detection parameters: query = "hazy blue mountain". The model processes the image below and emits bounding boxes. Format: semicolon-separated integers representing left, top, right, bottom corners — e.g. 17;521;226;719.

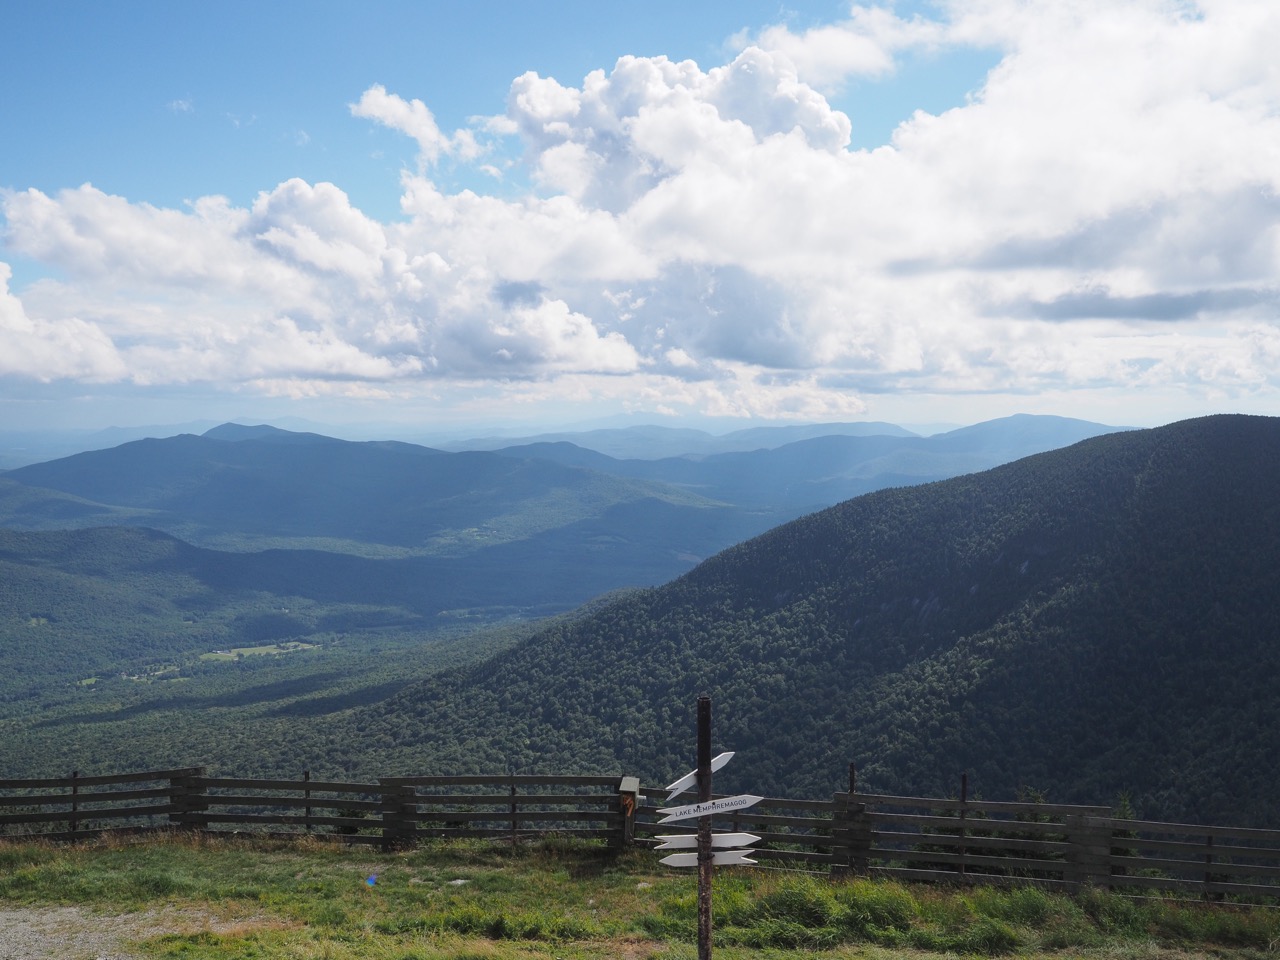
3;429;718;554
715;420;920;448
928;413;1131;455
0;427;772;620
0;422;224;470
493;414;1129;514
0;418;366;470
441;420;919;458
201;423;347;444
2;415;1127;621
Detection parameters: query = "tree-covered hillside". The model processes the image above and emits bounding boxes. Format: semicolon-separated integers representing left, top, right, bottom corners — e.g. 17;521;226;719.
0;521;559;775
328;415;1280;826
0;524;439;697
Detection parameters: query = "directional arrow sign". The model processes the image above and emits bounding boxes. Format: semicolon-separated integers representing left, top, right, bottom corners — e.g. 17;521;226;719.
660;850;758;868
656;794;762;823
663;752;734;803
655;832;761;850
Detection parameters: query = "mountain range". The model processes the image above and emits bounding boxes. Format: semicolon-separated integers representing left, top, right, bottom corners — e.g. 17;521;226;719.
1;414;1276;828
0;415;1124;617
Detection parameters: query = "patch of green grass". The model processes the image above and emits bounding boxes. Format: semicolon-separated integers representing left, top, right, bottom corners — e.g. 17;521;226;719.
834;876;917;936
1078;885;1152;936
198;641;317;662
3;835;1280;960
966;882;1055;924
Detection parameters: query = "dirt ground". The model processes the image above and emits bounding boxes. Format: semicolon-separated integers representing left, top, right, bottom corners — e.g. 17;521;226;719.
0;905;278;960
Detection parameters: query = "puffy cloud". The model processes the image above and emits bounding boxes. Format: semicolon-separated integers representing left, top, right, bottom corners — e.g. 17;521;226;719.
746;4;948;90
1;176;642;389
350;84;481;167
482;297;639;373
0;262;125;380
505;47;850;212
3;0;1280;422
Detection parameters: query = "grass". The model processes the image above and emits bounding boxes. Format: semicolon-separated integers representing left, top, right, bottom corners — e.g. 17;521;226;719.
198;641;318;662
2;833;1279;959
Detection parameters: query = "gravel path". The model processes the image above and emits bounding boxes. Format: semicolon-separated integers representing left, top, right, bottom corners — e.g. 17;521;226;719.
0;905;266;960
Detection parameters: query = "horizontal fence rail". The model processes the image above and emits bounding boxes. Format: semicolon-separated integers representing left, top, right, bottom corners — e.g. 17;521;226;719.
0;769;642;851
177;774;386;845
842;792;1113;892
5;767;1280;902
380;775;629;849
1106;818;1280;901
0;768;199;842
842;793;1280;902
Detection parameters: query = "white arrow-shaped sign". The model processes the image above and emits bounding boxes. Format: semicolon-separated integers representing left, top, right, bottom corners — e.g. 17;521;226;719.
664;752;734;803
656;794;762;823
655;832;761;850
661;850;758;868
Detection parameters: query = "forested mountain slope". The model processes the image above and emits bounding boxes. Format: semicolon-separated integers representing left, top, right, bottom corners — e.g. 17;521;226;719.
338;415;1280;826
0;520;548;777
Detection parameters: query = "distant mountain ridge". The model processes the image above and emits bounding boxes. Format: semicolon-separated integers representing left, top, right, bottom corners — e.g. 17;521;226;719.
4;429;711;548
0;415;1125;617
492;415;1130;511
439;420;920;458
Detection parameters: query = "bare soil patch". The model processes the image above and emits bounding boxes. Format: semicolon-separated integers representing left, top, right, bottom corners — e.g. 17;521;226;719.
0;905;285;960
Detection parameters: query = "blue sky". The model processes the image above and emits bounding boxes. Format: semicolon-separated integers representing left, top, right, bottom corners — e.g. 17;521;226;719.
3;2;992;220
3;1;1279;433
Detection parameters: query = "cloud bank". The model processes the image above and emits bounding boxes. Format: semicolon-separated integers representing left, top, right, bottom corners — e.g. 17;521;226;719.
3;0;1279;422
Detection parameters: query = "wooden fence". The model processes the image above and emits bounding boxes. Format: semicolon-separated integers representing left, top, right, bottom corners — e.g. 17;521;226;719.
0;768;632;850
4;768;1280;902
833;793;1280;901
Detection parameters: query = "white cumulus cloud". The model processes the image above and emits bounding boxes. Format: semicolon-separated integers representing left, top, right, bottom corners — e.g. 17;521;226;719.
0;262;126;381
3;0;1280;423
351;84;482;168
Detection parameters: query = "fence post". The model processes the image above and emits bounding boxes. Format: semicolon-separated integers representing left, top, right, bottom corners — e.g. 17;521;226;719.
303;769;313;834
379;780;417;852
1202;833;1216;902
69;770;79;836
1065;814;1111;891
510;781;519;848
616;777;641;850
833;792;872;876
168;767;208;833
830;792;851;876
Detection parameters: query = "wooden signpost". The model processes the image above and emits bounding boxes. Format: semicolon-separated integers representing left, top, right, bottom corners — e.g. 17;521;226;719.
655;794;762;823
657;849;758;868
654;832;761;850
659;695;758;960
663;752;734;803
